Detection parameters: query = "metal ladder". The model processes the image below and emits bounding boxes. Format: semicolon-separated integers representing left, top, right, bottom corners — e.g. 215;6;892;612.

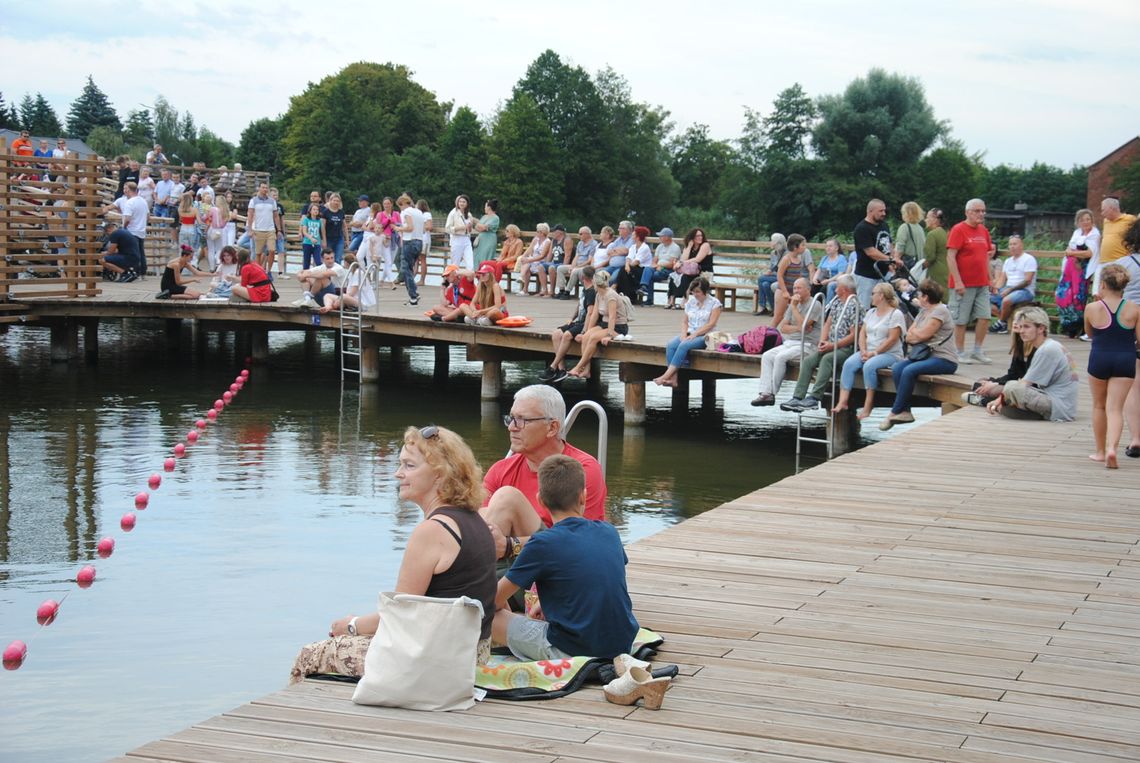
794;293;861;473
339;263;380;382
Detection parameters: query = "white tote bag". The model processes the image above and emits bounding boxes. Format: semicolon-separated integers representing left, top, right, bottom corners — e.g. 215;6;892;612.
351;592;484;711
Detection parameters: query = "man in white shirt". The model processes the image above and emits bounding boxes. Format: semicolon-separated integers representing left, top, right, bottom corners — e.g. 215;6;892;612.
639;227;681;305
145;144;168;166
397;193;426;305
153;169;176;223
247;183;281;269
348;195;371;254
990;235;1038;334
292;249;347;309
103;182;150;276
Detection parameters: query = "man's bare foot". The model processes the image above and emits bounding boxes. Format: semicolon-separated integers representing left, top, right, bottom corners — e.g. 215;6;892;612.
1089;453;1106;462
1106;451;1118;469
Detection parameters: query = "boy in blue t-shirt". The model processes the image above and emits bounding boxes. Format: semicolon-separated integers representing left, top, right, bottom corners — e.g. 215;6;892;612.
492;455;639;660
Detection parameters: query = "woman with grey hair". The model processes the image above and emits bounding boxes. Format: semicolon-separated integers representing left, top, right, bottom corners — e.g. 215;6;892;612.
753;233;787;316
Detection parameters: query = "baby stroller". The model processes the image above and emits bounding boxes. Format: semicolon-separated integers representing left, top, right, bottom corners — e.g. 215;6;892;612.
874;260;921;319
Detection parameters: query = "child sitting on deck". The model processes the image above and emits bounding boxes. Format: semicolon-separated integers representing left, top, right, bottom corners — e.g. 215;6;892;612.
492;455;639;660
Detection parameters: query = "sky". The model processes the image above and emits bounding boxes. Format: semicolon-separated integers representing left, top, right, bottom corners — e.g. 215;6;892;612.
1;0;1137;169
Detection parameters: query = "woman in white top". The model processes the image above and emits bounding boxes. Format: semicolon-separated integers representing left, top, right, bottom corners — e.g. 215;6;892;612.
653;277;723;387
515;223;552;295
416;199;432;286
592;226;615;268
834;282;907;419
445;194;475;269
1057;208;1101;338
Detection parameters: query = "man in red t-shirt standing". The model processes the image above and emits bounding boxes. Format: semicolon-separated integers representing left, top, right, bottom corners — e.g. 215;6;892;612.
482;384;607;564
946;198;996;364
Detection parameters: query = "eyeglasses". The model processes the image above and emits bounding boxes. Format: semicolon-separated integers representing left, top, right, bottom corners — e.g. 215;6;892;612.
419;425;439;439
502;415;550;429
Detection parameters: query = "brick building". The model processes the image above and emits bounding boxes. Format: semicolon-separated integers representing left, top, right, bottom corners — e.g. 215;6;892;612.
1087;136;1139;217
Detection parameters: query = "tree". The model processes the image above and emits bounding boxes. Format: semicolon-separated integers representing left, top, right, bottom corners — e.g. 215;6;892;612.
0;91;18;130
481;94;562;225
85;125;128;159
978;162;1088;210
19;93;63;136
66;76;121;139
123;108;154;148
282;62;447;199
813;69;945;227
914;142;983;213
438;106;487;199
237;116;287;179
668;124;734;210
1110;158;1140;212
514;50;612;220
761;83;816;162
196;127;235;168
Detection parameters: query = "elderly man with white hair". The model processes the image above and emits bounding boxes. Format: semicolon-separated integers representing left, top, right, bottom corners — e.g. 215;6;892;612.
751;277;823;406
481;385;608;562
1096;197;1137;295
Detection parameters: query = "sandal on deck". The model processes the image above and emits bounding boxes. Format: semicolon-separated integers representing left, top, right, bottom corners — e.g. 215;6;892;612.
603;666;671;710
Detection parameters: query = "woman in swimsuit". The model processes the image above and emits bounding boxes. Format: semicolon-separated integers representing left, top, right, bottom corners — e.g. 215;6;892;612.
1084;264;1140;468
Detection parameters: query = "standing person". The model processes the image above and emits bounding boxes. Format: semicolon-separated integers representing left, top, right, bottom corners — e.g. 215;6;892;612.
473;199;500;267
246;182;281;271
984;306;1078;422
416;199;432;286
145;144;168;166
653;277;722;387
348;195;371;254
136;166;156;209
322;193;349;264
176;192;199;256
834;283;906;419
1058;208;1100;338
223;189;239;246
204;191;230;270
946;198;996;364
921;208;949;290
446;194;475;269
153;168;176;222
300;202;326;270
753;233;787;316
852;199;896;308
117;158;140;198
1096;198;1137;293
617;225;652;303
103;181;149;277
377;197;402;287
880;280;958;430
397;193;426;306
639;227;680;306
894;201;926;269
1084;264;1139;469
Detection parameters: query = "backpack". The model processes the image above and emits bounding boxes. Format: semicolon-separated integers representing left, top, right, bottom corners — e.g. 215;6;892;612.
738;325;783;355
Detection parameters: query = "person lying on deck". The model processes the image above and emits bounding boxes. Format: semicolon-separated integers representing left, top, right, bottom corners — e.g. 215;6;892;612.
493;455;639;660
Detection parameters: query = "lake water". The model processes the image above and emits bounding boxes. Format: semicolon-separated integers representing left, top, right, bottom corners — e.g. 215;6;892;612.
0;319;911;762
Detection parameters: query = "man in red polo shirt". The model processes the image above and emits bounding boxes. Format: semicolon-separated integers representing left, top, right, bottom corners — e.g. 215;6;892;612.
946;198;996;364
481;384;607;563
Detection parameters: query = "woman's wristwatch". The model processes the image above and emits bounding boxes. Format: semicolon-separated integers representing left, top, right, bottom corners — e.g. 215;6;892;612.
346;616;359;636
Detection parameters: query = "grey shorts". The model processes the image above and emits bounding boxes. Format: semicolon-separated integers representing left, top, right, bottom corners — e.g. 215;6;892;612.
506;615;574;662
949;286;991;325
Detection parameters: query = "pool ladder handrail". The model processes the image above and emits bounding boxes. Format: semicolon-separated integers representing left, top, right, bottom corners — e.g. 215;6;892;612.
339;262;380;382
505;399;608;474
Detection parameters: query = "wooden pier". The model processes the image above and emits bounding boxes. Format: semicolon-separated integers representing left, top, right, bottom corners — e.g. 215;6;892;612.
109;364;1140;763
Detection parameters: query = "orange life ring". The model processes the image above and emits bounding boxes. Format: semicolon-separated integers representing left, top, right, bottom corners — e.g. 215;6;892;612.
495;316;532;327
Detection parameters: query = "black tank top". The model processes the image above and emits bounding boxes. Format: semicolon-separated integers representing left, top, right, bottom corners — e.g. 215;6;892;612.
426;506;497;639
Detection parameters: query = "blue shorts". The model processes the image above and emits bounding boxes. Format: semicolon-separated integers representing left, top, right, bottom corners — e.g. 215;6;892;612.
1088;351;1138;381
104;254;132;270
314;284;339;304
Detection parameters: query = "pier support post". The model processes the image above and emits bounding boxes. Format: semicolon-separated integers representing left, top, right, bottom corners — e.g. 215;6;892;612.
360;334;380;384
701;378;716;410
251;330;269;364
671;379;689;414
434;344;450;383
50;319;79;362
827;408;860;456
164;318;181;348
586;361;604;398
481;360;503;400
624;381;646;425
82;318;99;364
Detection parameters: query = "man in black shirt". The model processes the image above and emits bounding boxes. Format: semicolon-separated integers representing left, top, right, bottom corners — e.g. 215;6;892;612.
100;222;141;282
852;198;899;308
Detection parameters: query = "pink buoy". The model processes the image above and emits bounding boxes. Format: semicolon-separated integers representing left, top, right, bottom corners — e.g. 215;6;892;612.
3;640;27;670
222;391;233;403
195;419;207;430
206;409;218;421
164;457;176;472
213;399;224;411
174;443;186;457
36;600;60;626
148;473;162;489
97;537;115;559
134;492;149;509
229;383;239;393
76;565;96;588
240;369;250;379
234;375;243;384
187;430;199;443
120;512;136;531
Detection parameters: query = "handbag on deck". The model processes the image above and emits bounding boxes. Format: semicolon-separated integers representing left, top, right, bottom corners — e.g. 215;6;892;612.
351;592;484;711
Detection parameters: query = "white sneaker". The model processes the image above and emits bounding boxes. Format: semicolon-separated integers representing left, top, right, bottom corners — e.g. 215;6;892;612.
969;349;992;364
957;351;975;365
290;295;310;307
463;316;476;325
476;316;492;326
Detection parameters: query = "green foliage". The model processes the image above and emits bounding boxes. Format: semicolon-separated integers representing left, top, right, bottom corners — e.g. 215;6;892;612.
388;144;451;205
914;142;983;212
123;108;154;147
147;95;233;167
979;162;1087;210
481;94;562;224
762;83;816;161
514;50;610;220
66;76;121;139
238;116;287;179
1110;157;1140;211
196;127;235;167
0;92;17;129
19;93;63;136
669;124;734;209
281;62;446;199
438;106;487;200
85;125;128;159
